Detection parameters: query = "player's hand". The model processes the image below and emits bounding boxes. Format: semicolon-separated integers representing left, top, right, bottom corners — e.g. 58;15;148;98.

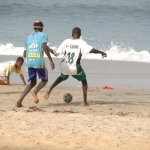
49;48;54;54
50;61;55;70
102;52;107;59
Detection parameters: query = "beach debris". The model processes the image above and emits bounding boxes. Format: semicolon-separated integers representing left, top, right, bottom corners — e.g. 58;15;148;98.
103;86;114;89
115;112;128;116
0;110;6;112
53;107;76;114
138;127;142;131
25;106;46;112
53;110;60;113
94;86;100;90
12;109;17;112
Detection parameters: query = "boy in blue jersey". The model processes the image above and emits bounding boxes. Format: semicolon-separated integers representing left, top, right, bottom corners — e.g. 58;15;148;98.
16;21;55;107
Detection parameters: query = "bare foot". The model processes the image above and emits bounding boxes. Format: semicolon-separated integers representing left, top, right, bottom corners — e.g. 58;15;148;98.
31;91;39;104
44;88;51;100
16;102;23;107
81;102;89;106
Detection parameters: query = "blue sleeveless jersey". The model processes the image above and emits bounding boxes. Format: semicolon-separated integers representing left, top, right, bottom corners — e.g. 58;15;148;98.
24;32;48;68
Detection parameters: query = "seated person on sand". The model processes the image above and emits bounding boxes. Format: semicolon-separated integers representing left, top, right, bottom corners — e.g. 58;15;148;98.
44;27;107;106
0;57;26;86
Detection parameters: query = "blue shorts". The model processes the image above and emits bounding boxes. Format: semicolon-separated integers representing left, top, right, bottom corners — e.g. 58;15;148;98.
28;68;48;82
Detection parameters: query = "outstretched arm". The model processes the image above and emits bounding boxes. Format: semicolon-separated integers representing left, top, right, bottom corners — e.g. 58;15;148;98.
42;42;55;70
20;74;26;86
90;48;107;58
48;48;54;55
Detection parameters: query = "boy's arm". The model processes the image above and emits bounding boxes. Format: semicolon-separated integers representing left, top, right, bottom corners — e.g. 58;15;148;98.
5;76;11;86
48;47;54;55
20;74;26;86
23;39;27;58
23;50;26;58
42;42;55;70
90;49;107;58
48;41;66;56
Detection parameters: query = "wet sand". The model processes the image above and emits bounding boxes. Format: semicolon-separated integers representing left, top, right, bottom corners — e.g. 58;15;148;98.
0;85;150;150
0;55;150;89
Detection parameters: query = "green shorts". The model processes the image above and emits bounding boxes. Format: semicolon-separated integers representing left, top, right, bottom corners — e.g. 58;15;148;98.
61;70;86;81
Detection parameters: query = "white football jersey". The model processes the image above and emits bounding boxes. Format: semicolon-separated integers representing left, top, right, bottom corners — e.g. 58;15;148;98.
54;39;93;75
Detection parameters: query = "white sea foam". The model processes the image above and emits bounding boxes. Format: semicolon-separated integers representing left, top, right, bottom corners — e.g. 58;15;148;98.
0;42;150;63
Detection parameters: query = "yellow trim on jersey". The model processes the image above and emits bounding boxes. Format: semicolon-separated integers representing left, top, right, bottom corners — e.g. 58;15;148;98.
28;53;40;57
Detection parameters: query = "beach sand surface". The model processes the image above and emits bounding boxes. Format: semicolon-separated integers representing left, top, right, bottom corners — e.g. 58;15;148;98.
0;85;150;150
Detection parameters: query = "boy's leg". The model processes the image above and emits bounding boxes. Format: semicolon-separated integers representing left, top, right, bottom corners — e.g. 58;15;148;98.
72;70;88;106
81;79;88;106
16;68;37;107
16;77;37;107
0;79;6;85
44;74;68;100
32;68;48;103
0;77;7;85
32;80;48;103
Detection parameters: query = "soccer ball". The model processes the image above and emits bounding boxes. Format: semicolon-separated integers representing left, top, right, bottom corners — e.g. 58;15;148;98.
63;93;73;103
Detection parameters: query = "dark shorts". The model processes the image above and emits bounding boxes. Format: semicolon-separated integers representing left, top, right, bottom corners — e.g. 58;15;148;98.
28;68;48;82
61;70;86;81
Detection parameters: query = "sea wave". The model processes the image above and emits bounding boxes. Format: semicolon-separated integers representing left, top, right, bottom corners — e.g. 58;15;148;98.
0;42;150;63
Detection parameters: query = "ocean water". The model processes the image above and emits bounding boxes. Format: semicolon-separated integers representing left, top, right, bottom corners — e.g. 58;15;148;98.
0;0;150;62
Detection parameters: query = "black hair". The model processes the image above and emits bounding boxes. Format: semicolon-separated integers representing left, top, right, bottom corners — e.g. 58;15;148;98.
34;28;43;32
72;27;81;35
17;57;24;63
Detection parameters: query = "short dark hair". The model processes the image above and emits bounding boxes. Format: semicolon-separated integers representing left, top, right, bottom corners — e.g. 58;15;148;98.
72;27;81;35
17;57;24;63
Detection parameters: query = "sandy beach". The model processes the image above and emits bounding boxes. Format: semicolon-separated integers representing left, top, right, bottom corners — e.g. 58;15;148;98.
0;85;150;150
1;0;150;149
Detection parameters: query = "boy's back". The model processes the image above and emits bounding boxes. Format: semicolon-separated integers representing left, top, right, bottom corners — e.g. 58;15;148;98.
54;39;93;75
25;32;48;68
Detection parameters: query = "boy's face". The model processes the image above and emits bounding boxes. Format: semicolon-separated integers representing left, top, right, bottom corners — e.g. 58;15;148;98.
16;61;23;68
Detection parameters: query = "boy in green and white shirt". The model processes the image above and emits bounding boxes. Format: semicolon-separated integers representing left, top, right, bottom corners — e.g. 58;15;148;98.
44;27;107;106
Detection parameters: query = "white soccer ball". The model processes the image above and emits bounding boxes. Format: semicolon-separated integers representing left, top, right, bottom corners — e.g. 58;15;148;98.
63;93;73;103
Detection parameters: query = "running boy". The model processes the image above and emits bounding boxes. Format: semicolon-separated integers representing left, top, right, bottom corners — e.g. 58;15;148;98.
44;27;107;106
0;57;26;86
16;20;54;107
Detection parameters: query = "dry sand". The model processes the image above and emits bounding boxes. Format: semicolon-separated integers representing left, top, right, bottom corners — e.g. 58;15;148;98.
0;85;150;150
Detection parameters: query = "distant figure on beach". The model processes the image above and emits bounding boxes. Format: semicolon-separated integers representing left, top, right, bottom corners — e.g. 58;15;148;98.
0;57;26;86
16;20;55;107
44;27;107;106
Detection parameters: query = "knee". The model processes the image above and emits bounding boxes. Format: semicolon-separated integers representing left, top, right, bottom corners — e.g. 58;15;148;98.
30;78;37;86
42;79;48;83
60;76;68;81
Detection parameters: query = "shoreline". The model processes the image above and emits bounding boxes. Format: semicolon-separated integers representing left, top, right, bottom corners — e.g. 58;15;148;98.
1;53;150;64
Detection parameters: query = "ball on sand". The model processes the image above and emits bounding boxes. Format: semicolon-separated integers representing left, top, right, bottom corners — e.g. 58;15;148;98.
63;93;73;103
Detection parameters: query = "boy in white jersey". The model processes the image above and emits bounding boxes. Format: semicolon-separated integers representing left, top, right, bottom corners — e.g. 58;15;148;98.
0;57;26;86
44;27;107;106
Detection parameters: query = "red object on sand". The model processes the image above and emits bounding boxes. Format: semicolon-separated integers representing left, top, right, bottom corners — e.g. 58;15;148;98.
103;86;114;89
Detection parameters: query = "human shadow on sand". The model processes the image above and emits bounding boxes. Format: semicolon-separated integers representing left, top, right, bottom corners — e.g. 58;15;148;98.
0;92;23;94
48;100;136;107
